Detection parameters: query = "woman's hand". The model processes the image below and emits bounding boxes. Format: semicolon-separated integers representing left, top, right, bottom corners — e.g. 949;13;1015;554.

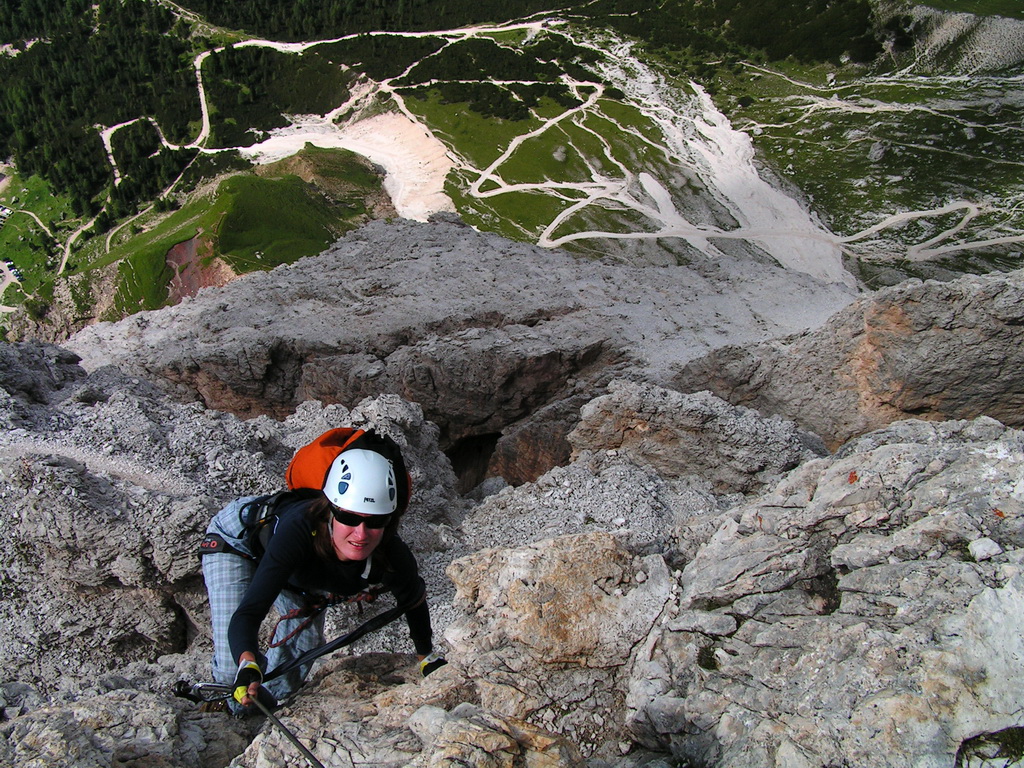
232;656;263;706
418;651;448;677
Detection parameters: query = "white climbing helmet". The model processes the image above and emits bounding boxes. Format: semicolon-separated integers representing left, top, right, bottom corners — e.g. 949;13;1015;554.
322;449;398;515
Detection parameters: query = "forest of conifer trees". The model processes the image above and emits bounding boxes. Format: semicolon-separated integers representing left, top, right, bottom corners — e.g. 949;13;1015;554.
0;0;881;218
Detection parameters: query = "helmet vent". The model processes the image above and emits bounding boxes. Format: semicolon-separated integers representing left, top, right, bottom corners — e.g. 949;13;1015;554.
336;461;352;495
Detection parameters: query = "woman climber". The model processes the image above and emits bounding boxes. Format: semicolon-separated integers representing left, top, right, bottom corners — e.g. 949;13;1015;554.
200;427;446;713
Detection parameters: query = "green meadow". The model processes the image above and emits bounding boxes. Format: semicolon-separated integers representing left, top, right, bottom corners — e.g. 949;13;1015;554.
106;155;382;317
2;147;385;326
0;173;79;303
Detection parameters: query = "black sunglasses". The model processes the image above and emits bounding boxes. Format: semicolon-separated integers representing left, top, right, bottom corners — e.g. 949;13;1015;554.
331;507;391;529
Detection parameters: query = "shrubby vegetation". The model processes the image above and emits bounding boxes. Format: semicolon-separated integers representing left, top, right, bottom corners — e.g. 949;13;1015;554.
94;146;387;319
582;0;880;67
426;82;533;121
395;36;593;121
721;0;880;62
174;0;882;64
399;37;564;85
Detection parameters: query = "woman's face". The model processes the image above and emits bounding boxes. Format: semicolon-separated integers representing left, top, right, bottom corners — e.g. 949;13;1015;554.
330;513;387;561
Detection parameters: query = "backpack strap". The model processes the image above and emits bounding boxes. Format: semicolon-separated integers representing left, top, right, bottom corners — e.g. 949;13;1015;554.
242;489;320;559
197;489;317;561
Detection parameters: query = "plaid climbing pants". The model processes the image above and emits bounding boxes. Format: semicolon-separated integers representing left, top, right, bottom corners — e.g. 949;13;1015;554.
201;496;327;710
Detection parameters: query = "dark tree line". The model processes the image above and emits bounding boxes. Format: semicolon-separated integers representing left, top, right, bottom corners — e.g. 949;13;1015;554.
175;0;576;40
715;0;881;63
203;46;354;148
108;121;198;221
0;0;93;45
0;0;200;215
315;35;447;81
176;0;882;64
398;37;565;87
396;35;594;121
586;0;882;65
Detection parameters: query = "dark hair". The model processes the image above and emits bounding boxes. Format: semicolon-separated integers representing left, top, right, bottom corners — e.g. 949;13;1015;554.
304;489;406;562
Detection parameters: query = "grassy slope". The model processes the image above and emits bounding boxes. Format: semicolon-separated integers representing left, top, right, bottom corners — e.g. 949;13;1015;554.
0;173;77;305
37;146;388;322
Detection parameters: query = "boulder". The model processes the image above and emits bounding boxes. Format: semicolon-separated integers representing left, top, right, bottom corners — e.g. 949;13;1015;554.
197;652;582;768
0;688;255;768
434;396;1024;767
674;269;1024;449
569;379;827;494
445;532;674;759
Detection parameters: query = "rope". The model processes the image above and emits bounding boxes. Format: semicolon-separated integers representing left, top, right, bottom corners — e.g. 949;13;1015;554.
266;587;386;648
264;587;424;683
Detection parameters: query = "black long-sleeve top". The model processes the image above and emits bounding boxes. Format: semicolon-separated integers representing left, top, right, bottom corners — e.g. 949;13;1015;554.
227;496;433;665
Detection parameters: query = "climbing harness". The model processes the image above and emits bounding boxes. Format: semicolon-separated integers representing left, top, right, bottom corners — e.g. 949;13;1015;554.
267;585;387;649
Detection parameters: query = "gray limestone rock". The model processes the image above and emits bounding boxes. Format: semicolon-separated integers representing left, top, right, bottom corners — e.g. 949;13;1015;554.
674;269;1024;450
445;531;675;759
569;379;827;494
0;687;256;768
407;702;586;767
6;343;1024;767
64;219;854;484
626;416;1024;767
6;248;1024;767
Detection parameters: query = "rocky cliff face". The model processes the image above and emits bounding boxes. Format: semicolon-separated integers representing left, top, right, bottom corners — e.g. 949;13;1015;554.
4;344;1024;767
63;218;856;488
674;270;1024;450
4;220;1024;768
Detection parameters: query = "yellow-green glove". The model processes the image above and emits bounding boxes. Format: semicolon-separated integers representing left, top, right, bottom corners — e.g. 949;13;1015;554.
419;651;447;677
232;660;263;704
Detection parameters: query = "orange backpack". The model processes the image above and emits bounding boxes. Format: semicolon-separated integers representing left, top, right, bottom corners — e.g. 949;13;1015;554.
286;428;364;491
